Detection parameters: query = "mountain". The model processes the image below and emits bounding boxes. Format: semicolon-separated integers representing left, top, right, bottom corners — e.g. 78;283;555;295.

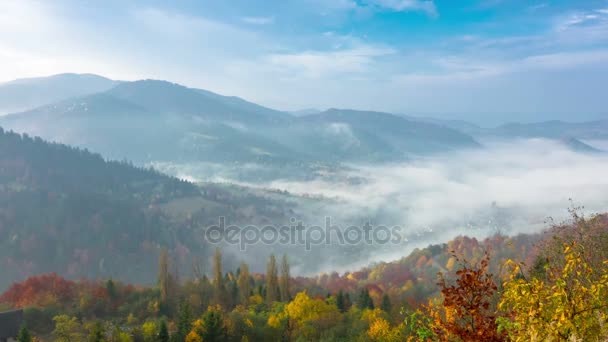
290;108;322;116
0;77;481;174
286;109;480;161
560;137;604;153
489;120;608;140
0;73;118;115
406;116;608;142
106;80;289;124
0;80;304;165
0;128;295;290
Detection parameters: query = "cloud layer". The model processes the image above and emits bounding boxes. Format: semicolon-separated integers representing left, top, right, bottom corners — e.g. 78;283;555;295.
166;139;608;274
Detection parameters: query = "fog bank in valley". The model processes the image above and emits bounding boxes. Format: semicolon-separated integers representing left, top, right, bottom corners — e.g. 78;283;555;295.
158;139;608;275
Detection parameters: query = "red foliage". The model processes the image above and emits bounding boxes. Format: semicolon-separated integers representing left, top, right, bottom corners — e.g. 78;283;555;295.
0;273;77;308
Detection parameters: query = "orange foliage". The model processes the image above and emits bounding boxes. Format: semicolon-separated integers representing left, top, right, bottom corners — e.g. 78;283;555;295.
0;273;76;308
430;252;506;342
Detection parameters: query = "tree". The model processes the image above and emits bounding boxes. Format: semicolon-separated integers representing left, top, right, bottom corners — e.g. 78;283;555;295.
185;331;202;342
173;301;193;342
213;248;228;307
498;241;608;341
86;321;105;342
283;291;343;340
428;251;506;342
266;254;279;304
237;262;250;305
201;306;225;342
381;294;391;313
159;248;170;308
358;288;374;310
336;290;346;313
17;325;32;342
280;254;291;302
140;321;158;342
158;320;170;342
52;315;82;342
344;292;352;310
106;279;117;300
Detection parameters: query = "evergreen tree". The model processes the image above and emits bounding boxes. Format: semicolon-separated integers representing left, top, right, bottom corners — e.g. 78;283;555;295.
279;254;291;301
344;292;352;310
106;279;117;300
230;281;238;307
202;308;225;342
381;293;391;313
358;288;374;310
173;301;193;342
266;254;279;303
159;320;170;342
336;290;346;313
17;325;32;342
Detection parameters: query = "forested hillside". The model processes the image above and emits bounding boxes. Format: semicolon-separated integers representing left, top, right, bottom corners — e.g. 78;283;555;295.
0;128;294;290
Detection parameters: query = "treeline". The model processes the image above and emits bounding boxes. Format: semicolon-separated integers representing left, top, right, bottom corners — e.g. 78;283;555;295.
0;127;197;201
2;211;607;341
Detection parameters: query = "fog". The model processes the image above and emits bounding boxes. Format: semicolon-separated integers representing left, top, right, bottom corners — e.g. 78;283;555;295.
159;138;608;275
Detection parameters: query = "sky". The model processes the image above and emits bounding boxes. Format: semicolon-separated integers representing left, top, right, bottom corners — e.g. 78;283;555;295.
1;0;607;125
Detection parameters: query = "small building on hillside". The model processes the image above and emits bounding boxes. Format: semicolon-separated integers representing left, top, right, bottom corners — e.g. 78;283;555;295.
0;309;23;342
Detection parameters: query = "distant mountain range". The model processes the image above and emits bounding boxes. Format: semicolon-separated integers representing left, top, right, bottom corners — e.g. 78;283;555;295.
0;74;479;170
0;74;605;175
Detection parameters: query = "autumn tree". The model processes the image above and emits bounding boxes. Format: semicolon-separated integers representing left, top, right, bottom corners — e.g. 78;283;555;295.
280;254;291;302
159;248;170;310
428;251;506;342
266;254;279;304
52;315;82;342
86;321;105;342
237;262;250;305
499;241;608;341
213;248;228;307
280;291;343;340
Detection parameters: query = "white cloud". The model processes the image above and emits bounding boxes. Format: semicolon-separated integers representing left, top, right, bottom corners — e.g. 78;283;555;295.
265;45;395;79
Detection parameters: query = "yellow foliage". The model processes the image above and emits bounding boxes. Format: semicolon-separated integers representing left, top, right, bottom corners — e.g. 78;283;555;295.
248;294;263;305
368;317;392;341
445;257;456;271
361;308;388;324
141;321;158;342
185;330;203;342
284;291;342;340
192;319;205;332
267;313;283;329
499;243;608;341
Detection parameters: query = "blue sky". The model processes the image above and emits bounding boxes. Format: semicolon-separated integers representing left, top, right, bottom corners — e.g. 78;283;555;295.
1;0;607;125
